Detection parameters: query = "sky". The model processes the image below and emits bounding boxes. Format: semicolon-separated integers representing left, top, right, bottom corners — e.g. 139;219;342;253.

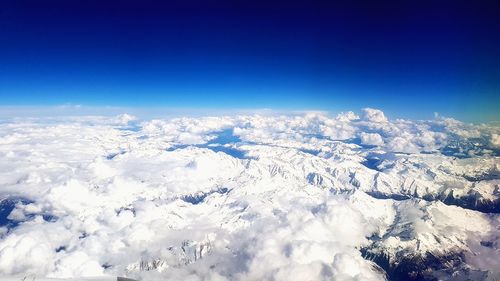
0;0;499;121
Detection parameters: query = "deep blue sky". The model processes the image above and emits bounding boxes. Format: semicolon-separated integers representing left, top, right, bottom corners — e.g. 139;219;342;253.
0;0;499;121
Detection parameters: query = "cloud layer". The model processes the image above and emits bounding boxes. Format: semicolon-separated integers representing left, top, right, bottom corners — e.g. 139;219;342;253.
0;109;499;280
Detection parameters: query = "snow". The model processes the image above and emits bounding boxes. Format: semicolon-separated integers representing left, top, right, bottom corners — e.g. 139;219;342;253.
0;109;499;280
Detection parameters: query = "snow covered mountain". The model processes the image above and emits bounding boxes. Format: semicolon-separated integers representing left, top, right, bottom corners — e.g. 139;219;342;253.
0;109;499;280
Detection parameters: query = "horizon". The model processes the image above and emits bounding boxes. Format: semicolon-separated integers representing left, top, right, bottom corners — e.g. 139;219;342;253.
1;0;499;121
0;104;498;125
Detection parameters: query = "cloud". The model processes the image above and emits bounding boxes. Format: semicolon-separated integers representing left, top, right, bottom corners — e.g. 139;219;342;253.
359;132;384;146
116;114;137;125
0;108;498;280
386;136;419;153
361;108;388;123
336;111;359;122
490;133;500;148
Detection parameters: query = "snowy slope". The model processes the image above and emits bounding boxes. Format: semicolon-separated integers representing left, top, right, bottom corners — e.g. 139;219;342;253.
0;109;499;280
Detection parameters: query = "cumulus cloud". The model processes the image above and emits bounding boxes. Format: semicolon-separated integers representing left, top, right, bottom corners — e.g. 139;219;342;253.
336;111;359;122
359;132;384;146
386;136;420;153
0;109;498;280
361;108;388;123
116;114;137;125
491;133;500;148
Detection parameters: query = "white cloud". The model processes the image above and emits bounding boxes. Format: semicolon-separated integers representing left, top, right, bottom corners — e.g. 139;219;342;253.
359;132;384;146
490;133;500;148
386;136;419;153
116;114;137;125
361;108;388;123
336;111;359;122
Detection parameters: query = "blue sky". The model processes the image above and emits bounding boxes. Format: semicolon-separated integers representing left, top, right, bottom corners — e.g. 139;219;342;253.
0;0;499;121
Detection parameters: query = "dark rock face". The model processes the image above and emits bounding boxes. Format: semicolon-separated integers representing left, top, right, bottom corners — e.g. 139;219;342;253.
362;158;383;171
360;248;488;281
365;190;500;214
365;191;411;201
440;193;500;214
117;277;138;281
181;187;230;205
